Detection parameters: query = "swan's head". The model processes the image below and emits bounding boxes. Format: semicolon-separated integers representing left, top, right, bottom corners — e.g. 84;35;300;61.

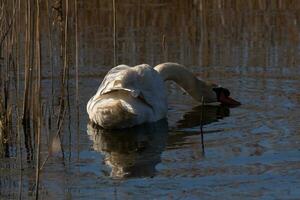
213;87;241;107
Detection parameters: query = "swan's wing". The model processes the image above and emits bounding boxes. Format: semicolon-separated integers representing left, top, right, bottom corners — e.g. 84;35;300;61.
87;65;131;113
95;64;132;96
88;64;167;117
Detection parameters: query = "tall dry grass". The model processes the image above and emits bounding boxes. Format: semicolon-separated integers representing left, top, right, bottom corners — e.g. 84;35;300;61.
0;0;75;196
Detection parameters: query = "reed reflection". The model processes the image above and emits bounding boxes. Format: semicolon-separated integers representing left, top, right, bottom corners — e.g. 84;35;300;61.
87;105;230;178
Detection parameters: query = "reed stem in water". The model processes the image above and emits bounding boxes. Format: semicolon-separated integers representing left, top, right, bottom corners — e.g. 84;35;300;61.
75;0;80;160
200;96;205;155
34;0;42;198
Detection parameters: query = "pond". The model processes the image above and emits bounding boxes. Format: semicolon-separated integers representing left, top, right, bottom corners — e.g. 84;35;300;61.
1;0;300;199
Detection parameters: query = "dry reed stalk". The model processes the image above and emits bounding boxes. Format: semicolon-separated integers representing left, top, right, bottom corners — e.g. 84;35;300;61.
57;0;69;129
34;0;42;198
0;0;16;174
113;0;117;66
162;35;167;61
22;0;34;163
46;0;55;112
22;0;31;131
28;1;35;135
14;0;20;112
15;0;23;198
75;0;80;160
1;0;17;159
0;97;7;158
0;13;13;48
65;0;71;159
63;0;69;92
7;0;24;196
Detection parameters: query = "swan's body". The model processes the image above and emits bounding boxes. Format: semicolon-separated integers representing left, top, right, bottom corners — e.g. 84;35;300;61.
87;64;167;128
87;63;238;129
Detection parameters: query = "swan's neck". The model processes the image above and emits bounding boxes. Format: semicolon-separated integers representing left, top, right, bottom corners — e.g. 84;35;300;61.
154;63;217;103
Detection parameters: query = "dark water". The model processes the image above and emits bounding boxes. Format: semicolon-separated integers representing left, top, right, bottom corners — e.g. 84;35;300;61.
1;1;300;199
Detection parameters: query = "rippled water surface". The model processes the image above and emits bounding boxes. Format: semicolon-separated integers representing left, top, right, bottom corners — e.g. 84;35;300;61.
1;1;300;199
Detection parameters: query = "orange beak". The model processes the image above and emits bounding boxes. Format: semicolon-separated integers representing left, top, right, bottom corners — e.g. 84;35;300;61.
219;92;241;107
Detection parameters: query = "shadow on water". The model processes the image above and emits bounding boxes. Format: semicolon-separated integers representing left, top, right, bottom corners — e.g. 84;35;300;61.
87;105;229;179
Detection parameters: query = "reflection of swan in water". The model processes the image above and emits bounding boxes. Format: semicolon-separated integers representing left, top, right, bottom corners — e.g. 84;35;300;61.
176;105;230;129
87;119;168;178
87;105;229;178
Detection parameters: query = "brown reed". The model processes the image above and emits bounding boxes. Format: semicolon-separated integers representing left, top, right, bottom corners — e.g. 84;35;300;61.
113;0;117;66
46;0;55;112
75;0;80;160
57;0;69;131
34;0;42;198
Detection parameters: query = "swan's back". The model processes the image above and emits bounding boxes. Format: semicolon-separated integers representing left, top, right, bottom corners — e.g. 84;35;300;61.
87;64;167;128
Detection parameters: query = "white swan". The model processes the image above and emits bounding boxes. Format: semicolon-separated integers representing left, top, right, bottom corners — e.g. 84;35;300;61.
87;63;240;129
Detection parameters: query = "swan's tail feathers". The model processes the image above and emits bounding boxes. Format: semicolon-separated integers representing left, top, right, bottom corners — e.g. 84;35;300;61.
88;100;137;129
